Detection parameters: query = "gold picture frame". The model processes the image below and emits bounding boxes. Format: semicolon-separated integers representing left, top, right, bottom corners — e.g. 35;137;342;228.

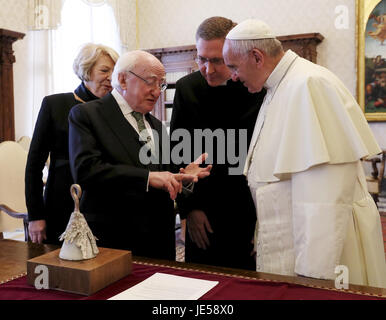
357;0;386;121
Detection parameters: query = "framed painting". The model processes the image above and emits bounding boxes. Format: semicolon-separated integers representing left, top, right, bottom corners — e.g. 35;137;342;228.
357;0;386;121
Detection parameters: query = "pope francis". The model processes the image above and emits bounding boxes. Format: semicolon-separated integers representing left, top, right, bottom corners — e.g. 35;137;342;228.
223;19;386;288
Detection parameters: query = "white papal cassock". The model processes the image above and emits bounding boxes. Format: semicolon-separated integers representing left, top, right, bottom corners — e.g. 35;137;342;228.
245;49;386;288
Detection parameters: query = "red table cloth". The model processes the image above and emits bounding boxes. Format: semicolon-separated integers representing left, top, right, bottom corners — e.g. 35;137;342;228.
0;261;384;300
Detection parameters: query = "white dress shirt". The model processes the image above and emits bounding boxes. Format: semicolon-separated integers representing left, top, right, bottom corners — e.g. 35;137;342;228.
111;88;155;143
111;88;155;190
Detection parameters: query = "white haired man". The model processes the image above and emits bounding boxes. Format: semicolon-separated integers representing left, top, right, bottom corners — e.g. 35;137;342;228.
68;50;210;259
223;19;386;287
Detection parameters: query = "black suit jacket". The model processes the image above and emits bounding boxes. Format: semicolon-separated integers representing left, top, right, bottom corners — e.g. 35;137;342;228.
170;71;266;269
68;93;175;260
25;83;98;244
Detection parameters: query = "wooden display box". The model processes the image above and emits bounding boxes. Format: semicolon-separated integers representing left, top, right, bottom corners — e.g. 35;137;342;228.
27;247;132;296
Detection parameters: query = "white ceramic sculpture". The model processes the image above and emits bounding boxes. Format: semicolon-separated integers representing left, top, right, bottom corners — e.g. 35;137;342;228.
59;184;99;260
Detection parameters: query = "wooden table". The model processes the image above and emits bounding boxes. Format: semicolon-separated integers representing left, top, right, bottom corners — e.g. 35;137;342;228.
0;239;57;284
1;239;385;299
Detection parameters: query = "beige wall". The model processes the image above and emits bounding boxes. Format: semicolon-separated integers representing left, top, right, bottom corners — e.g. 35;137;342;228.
138;0;357;94
136;0;385;149
0;0;384;149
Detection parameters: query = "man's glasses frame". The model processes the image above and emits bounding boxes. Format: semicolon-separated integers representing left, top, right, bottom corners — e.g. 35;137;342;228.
128;70;168;92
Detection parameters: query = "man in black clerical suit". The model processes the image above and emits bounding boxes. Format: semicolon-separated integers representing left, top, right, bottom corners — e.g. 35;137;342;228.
170;17;266;270
69;50;210;260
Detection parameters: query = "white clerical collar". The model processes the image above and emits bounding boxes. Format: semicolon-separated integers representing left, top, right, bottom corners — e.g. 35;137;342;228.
264;50;298;90
111;88;133;115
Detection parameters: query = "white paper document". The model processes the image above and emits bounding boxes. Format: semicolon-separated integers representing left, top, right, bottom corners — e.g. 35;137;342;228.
108;272;219;300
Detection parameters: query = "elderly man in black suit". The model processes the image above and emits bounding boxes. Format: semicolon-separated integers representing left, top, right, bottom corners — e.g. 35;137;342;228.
170;17;266;270
69;50;210;260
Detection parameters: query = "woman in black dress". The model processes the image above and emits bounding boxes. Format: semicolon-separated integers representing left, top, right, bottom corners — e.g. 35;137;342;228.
25;43;119;244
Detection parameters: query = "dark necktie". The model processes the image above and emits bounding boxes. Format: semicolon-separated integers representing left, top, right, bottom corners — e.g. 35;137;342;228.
131;111;154;153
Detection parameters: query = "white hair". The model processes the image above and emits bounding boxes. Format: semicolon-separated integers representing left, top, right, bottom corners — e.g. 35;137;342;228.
226;38;283;58
111;50;161;89
72;43;119;81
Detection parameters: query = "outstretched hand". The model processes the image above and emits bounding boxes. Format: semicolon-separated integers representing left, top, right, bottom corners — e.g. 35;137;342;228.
148;153;211;200
180;153;212;179
149;171;198;200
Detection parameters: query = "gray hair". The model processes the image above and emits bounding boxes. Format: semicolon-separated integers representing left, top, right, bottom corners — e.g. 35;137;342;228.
73;43;119;81
226;38;283;58
111;50;160;90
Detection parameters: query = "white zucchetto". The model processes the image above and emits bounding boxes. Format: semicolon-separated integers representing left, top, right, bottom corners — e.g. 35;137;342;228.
226;19;275;40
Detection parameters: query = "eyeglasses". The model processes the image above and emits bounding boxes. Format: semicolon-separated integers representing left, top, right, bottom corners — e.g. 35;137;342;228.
195;56;224;66
128;70;168;92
